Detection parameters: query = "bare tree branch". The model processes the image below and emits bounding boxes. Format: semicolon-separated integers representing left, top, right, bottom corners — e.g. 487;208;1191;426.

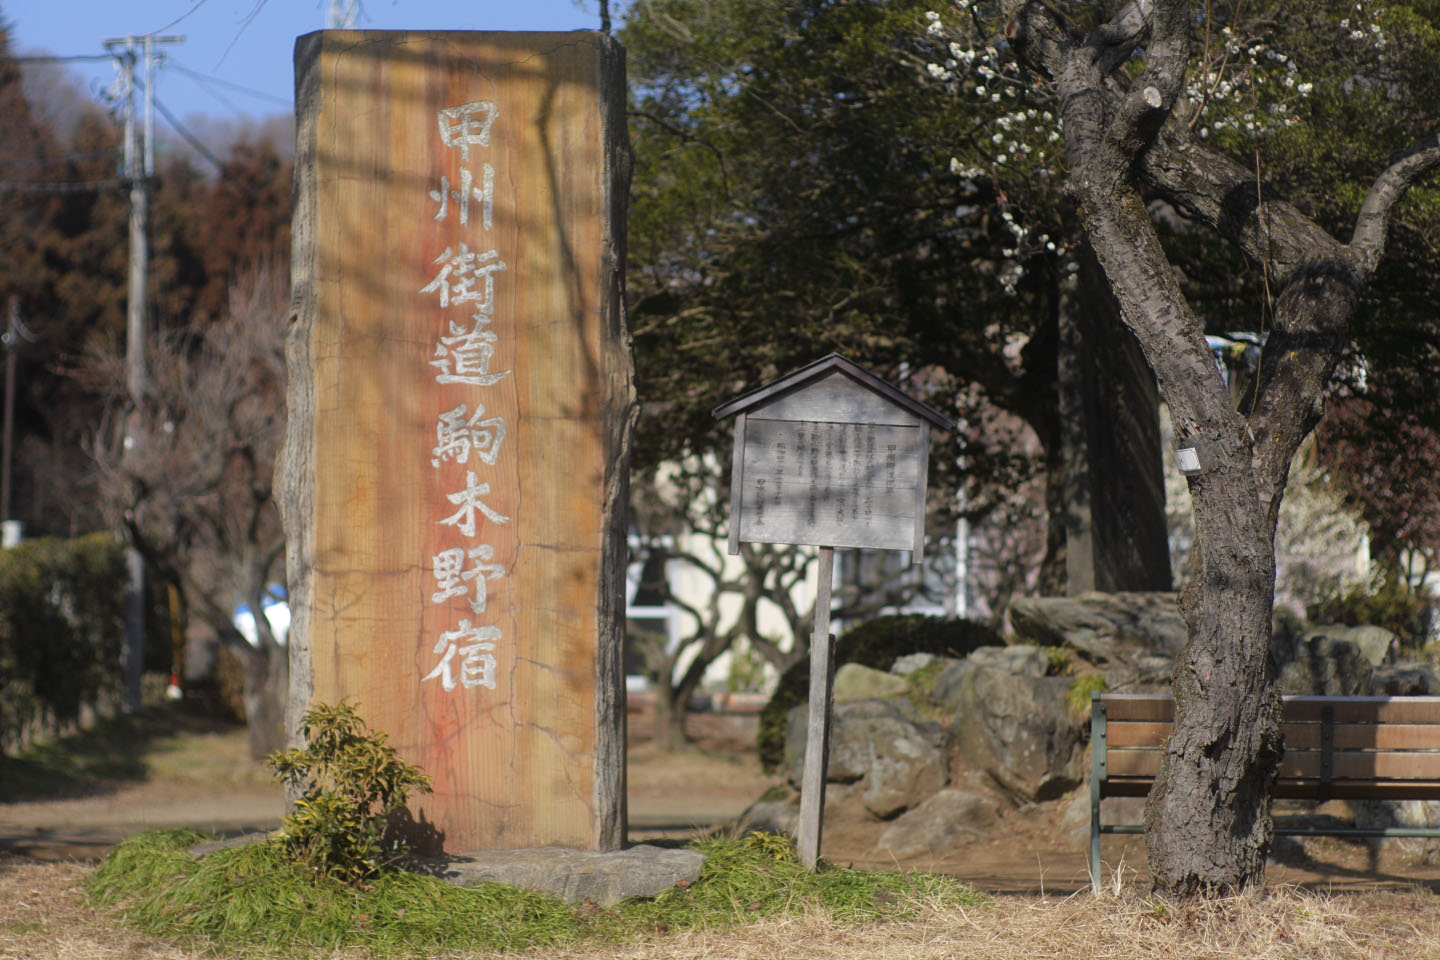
1350;132;1440;277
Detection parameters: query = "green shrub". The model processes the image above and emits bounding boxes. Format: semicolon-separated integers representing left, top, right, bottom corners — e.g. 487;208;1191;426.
0;533;141;752
1308;578;1433;653
1065;673;1108;721
756;614;1001;772
266;701;433;885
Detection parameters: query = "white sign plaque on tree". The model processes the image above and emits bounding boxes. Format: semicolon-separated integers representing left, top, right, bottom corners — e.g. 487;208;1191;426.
713;354;952;867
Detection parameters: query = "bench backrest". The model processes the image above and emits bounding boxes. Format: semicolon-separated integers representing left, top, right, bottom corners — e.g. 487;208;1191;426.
1095;693;1440;800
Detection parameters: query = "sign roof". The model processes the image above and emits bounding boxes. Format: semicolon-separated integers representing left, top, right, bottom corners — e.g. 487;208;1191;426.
710;353;955;430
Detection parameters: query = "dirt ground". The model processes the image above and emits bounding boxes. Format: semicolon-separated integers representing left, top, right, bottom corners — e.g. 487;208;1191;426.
5;707;1440;897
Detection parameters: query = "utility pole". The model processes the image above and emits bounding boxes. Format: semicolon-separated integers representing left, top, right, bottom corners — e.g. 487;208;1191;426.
105;33;182;713
1;298;37;550
3;298;17;532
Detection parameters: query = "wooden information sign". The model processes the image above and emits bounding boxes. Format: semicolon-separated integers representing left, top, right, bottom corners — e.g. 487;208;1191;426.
713;354;952;868
279;30;634;854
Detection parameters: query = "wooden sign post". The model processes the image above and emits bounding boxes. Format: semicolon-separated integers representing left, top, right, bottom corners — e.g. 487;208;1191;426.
712;354;952;868
279;31;634;854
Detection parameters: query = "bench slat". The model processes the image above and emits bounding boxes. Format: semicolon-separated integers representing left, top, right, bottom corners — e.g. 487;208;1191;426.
1100;694;1440;725
1091;694;1440;893
1285;697;1440;724
1107;720;1440;751
1101;776;1440;802
1108;747;1440;780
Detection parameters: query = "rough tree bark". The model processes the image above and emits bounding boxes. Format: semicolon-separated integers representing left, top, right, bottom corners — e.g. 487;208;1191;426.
999;0;1440;893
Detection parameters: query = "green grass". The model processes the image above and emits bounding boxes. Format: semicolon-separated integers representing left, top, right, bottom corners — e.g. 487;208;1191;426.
0;918;50;936
88;829;986;957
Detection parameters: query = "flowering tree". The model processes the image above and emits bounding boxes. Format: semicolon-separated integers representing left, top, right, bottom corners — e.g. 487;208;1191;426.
621;0;1163;599
924;0;1440;892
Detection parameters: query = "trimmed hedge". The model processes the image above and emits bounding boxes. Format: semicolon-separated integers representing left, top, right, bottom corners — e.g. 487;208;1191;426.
756;614;1000;772
0;533;128;752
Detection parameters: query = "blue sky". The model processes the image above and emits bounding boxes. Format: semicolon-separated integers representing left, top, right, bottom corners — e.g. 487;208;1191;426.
5;1;608;124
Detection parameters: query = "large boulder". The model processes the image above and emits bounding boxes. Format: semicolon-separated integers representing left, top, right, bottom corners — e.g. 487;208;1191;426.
969;644;1052;677
1008;592;1186;668
930;646;1048;712
953;666;1084;802
876;788;1002;859
1303;624;1395;667
1372;664;1440;695
1354;799;1440;865
833;663;911;702
1273;629;1373;696
784;698;948;818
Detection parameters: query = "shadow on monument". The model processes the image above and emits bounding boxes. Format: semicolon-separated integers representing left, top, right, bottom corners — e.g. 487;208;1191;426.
387;805;447;860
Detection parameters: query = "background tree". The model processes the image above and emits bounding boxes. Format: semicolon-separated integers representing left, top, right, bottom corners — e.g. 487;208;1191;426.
621;0;1136;601
1317;376;1440;615
85;263;289;759
924;0;1440;892
628;457;946;748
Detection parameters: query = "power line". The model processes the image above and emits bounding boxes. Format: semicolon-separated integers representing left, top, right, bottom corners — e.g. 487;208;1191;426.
167;61;290;108
1;149;121;171
216;0;271;69
153;97;227;173
153;98;277;205
0;179;117;193
0;54;113;63
149;0;213;35
170;64;244;116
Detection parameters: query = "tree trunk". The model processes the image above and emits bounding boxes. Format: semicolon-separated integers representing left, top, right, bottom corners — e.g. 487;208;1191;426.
650;680;689;751
991;0;1440;895
242;642;288;761
1053;2;1288;891
1036;444;1068;596
1143;458;1284;892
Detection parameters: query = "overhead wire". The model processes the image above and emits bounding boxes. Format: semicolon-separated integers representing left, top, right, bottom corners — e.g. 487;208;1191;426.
215;0;271;69
0;54;114;63
148;0;214;35
152;98;228;173
166;61;290;109
0;180;117;193
168;65;244;116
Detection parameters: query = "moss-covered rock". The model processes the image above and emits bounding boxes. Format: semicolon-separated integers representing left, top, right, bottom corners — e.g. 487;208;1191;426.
756;614;1000;772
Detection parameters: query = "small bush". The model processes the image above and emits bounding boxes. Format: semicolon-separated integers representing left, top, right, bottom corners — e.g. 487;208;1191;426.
266;701;433;885
756;614;1001;772
1308;578;1433;653
0;533;173;752
1066;673;1108;721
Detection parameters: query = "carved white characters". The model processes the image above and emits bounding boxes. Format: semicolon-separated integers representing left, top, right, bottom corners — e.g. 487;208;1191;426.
431;402;507;467
436;100;497;162
421;97;515;696
423;619;500;691
429;164;495;230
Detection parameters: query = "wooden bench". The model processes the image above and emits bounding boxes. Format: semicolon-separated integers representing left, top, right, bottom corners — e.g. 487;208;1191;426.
1089;692;1440;891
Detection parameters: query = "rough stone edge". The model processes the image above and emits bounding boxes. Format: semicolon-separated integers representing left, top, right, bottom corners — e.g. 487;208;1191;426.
189;831;275;859
438;844;705;907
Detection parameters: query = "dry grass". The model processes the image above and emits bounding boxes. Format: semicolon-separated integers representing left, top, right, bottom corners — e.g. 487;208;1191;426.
524;888;1440;960
5;852;1440;960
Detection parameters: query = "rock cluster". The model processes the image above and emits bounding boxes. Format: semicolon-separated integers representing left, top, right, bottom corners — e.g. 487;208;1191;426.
750;592;1440;862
